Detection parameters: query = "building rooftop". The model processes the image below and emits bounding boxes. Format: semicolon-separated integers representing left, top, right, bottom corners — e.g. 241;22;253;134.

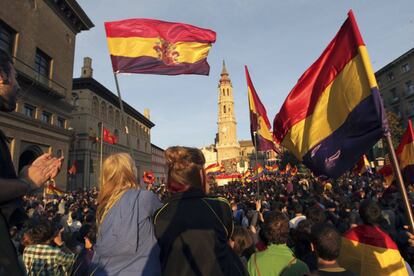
375;48;414;76
73;77;155;128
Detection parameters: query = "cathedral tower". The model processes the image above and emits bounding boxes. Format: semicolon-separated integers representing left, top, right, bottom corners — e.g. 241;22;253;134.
216;61;240;163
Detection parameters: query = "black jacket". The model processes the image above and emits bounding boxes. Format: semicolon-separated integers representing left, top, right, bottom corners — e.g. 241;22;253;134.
153;189;248;276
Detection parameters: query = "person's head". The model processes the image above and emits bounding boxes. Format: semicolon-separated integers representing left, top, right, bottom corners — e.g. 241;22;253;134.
292;202;303;215
359;199;381;226
307;207;326;224
165;146;206;193
97;153;138;225
0;49;19;112
311;223;341;261
25;218;56;245
230;226;254;256
262;211;289;245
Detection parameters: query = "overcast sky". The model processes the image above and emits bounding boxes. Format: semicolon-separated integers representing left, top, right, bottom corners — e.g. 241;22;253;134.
74;0;414;149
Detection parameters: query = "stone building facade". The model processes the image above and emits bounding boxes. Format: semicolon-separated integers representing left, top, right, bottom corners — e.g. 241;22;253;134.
0;0;93;189
69;58;154;189
376;48;414;127
151;143;167;185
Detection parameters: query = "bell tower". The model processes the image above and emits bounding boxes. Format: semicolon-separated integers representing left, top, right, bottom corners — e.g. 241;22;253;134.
216;60;240;163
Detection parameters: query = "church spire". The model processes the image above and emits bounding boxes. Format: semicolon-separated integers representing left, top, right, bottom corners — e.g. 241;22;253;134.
221;60;228;76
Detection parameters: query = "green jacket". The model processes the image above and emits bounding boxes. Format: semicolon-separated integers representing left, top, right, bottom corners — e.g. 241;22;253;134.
247;244;309;276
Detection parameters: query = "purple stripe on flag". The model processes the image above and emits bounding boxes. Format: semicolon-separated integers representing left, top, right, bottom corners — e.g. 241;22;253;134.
402;165;414;184
110;55;210;75
302;88;387;178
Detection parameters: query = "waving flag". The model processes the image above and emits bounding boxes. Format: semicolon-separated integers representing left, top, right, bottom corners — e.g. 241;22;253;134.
245;66;276;151
339;225;408;275
396;120;414;183
353;155;372;175
105;18;216;75
205;163;223;174
272;10;388;178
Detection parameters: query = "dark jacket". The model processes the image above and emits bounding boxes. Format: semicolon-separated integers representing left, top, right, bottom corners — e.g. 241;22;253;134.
0;129;25;276
153;189;248;276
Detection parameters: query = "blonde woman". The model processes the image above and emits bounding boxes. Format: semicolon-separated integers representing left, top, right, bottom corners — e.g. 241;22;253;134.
90;153;162;276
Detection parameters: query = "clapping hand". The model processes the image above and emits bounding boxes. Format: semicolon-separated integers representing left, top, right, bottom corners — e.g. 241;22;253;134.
20;153;64;189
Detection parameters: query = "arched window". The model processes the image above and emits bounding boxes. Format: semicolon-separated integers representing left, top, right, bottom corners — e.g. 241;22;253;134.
100;102;107;122
115;110;120;128
227;88;230;96
223;105;226;113
223;89;226;96
137;138;140;150
108;106;114;125
92;97;99;116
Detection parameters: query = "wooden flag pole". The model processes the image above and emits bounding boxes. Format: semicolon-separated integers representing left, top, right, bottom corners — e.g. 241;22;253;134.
113;72;134;157
384;134;414;232
253;131;260;197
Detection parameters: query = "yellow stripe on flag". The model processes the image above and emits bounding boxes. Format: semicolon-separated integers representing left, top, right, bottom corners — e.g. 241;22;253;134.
398;141;414;170
282;53;372;159
107;37;211;63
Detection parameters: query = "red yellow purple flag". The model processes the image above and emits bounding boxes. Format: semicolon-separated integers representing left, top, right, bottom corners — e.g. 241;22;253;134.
104;18;216;75
396;120;414;184
353;155;372;175
339;225;408;275
272;10;388;178
245;66;276;152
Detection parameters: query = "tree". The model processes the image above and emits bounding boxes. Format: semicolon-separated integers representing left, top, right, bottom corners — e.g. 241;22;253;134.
386;111;405;148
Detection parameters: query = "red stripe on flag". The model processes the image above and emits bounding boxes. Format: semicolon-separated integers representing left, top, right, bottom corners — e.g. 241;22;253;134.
273;12;364;143
105;18;216;43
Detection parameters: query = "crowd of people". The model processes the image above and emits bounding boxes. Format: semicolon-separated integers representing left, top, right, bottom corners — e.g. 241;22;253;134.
1;48;414;275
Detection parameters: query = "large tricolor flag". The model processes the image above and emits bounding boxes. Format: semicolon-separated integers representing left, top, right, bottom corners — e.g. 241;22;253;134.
245;66;276;152
205;163;223;174
273;10;388;178
104;19;216;75
396;120;414;184
338;225;408;275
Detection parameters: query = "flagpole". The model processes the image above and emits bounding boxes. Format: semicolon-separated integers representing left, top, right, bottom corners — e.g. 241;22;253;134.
253;131;260;197
384;134;414;232
113;72;134;157
100;122;104;186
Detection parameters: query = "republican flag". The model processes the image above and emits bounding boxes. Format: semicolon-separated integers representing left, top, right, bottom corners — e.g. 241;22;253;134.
338;225;408;275
272;10;388;178
245;66;276;151
396;120;414;183
378;154;394;186
105;18;216;75
45;183;66;196
205;163;223;174
353;155;372;175
254;164;264;176
290;166;298;176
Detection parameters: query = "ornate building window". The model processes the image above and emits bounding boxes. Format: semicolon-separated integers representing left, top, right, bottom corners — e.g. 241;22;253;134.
100;101;107;122
108;106;114;125
223;105;226;113
0;21;15;55
92;97;99;116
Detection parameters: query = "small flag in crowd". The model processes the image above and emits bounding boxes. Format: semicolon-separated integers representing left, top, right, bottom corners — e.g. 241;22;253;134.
103;127;118;145
45;182;66;196
378;154;394;186
254;164;264;176
245;66;277;152
143;171;155;184
272;10;388;178
68;160;77;175
353;155;372;175
105;18;216;75
396;120;414;183
290;166;298;176
339;225;408;275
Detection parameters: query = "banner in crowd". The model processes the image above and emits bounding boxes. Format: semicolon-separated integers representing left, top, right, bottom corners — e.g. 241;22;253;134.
143;171;155;184
68;160;77;175
245;65;277;152
205;163;224;174
273;10;388;178
105;18;216;75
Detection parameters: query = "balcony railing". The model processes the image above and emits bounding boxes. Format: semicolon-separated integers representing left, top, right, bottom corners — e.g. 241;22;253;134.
13;56;67;99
